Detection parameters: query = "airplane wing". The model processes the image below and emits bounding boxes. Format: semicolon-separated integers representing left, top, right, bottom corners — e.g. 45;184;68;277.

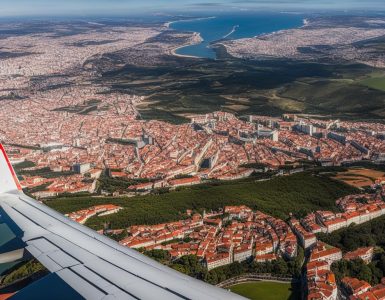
0;144;245;300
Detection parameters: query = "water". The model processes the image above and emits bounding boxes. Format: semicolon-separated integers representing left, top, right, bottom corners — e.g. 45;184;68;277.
0;223;19;275
10;273;83;300
170;12;305;59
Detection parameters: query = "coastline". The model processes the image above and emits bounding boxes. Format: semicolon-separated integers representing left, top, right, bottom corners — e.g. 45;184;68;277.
250;17;310;39
168;14;308;60
164;16;216;29
165;16;215;59
223;25;239;39
170;32;204;59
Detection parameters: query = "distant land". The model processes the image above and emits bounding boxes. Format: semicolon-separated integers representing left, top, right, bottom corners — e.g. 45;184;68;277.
97;15;385;122
170;13;305;59
1;14;385;123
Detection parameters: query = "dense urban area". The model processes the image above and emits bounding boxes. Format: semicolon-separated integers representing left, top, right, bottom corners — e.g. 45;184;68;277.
2;111;385;199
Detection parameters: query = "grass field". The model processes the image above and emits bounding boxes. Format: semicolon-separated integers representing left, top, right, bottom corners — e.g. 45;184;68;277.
45;172;357;230
360;76;385;92
229;281;300;300
333;168;385;188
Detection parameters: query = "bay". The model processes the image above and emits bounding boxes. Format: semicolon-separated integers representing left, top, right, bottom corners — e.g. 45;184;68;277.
170;12;305;59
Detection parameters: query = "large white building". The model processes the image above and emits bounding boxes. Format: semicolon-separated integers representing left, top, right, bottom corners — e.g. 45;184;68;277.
233;245;253;263
206;253;232;271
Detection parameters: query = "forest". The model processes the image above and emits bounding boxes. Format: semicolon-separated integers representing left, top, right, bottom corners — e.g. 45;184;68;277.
319;215;385;285
332;257;385;285
318;215;385;252
44;172;357;230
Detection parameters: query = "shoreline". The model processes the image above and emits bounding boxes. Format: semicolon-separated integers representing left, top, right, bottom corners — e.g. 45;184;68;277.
223;25;239;39
215;17;311;58
167;15;307;60
251;17;310;38
164;16;216;29
170;32;205;59
165;16;214;59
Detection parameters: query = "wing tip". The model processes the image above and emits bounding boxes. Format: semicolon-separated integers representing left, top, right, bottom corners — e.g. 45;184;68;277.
0;143;23;193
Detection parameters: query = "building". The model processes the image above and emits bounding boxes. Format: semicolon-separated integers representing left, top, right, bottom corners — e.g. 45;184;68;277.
294;122;315;136
255;253;277;263
72;163;91;174
168;176;201;188
309;242;342;266
344;247;374;264
289;218;317;249
233;244;253;263
350;140;370;156
257;129;279;142
255;241;274;256
341;277;371;297
327;132;346;144
67;204;122;224
323;218;347;233
206;253;232;271
307;271;338;300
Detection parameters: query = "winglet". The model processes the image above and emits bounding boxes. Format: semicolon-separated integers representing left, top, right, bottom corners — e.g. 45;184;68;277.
0;144;23;194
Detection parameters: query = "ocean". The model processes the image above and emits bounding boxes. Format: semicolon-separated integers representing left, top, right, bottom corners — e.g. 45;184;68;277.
170;12;305;59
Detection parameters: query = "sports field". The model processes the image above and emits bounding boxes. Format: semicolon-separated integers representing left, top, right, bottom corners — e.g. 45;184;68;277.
229;281;300;300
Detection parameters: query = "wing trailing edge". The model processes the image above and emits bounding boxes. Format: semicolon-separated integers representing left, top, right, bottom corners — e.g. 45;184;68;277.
0;144;23;194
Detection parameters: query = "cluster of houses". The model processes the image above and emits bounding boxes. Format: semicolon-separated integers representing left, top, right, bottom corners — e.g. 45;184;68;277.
330;247;385;300
66;192;385;299
119;205;297;271
342;276;385;299
306;241;342;300
305;240;382;300
66;204;122;224
306;245;375;300
294;194;385;239
8;110;385;200
116;193;383;275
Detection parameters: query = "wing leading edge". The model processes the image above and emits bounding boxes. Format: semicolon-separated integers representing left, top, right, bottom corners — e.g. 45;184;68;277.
0;144;22;194
0;145;245;300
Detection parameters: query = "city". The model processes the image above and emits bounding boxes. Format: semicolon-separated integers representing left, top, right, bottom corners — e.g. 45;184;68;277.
62;189;385;300
2;110;385;199
1;1;385;299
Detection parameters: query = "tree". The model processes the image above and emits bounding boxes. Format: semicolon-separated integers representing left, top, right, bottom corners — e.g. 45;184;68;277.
172;264;187;274
318;215;385;252
332;259;381;285
172;255;207;280
272;259;289;276
226;262;243;278
144;249;171;263
288;246;304;277
357;264;372;283
206;270;218;285
369;262;383;285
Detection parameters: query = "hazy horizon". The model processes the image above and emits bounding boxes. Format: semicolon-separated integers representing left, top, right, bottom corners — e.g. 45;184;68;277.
1;0;385;17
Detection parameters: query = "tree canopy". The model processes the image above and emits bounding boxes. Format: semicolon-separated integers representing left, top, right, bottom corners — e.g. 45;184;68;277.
45;172;357;230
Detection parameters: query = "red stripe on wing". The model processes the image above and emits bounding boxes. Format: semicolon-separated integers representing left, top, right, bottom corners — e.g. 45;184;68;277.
0;144;23;191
